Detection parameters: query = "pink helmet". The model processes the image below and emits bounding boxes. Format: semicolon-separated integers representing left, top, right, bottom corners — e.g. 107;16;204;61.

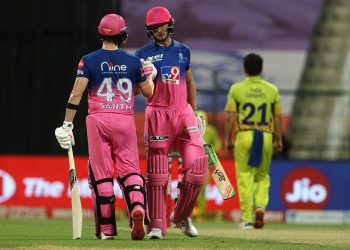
145;6;175;38
98;14;127;36
146;6;173;26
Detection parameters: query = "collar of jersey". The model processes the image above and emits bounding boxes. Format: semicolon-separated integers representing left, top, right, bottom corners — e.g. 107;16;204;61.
245;76;262;83
154;39;174;50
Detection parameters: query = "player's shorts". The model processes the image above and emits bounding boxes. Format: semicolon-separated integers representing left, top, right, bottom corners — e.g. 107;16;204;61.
144;104;204;168
86;112;140;179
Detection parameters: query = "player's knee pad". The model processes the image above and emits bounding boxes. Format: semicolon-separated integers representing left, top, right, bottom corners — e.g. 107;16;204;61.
184;156;208;185
146;155;169;233
88;161;116;236
117;173;149;227
173;156;208;223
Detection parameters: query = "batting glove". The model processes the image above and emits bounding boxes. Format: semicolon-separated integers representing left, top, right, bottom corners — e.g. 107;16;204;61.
195;112;206;136
55;121;75;150
141;58;157;80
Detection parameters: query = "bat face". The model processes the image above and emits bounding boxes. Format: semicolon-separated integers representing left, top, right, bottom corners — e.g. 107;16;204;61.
205;144;235;200
210;162;235;200
213;168;227;182
71;183;82;239
68;146;83;239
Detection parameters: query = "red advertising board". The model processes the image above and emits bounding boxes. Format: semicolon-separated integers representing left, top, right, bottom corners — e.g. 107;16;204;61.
0;156;240;213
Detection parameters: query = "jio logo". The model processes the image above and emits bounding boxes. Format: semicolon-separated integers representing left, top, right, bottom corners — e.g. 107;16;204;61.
281;167;330;209
0;170;16;203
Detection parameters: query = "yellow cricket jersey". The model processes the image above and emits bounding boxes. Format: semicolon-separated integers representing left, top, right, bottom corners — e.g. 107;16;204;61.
225;76;282;133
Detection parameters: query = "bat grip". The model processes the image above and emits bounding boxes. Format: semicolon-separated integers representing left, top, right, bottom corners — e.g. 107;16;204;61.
68;144;76;171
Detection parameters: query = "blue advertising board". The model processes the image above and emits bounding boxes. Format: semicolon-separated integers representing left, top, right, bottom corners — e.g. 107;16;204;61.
269;161;350;210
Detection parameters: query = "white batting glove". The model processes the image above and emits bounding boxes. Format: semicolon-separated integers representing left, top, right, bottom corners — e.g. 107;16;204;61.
141;58;157;80
196;113;206;136
55;121;75;150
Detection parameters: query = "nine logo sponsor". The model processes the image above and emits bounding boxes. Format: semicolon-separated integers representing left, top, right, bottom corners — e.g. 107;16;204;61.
281;167;330;209
100;61;127;73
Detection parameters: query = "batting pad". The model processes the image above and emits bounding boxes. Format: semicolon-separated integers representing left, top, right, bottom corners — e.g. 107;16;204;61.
147;155;169;234
172;156;208;223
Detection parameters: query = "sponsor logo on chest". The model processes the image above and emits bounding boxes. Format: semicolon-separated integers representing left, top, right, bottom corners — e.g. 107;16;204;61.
161;66;180;84
100;61;127;74
147;54;164;62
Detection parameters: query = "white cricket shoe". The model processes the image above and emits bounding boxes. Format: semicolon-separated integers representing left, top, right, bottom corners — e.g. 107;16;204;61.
147;228;163;240
238;221;254;230
94;233;115;240
170;212;198;237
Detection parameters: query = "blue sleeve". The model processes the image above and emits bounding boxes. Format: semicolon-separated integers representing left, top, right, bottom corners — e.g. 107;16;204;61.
76;56;90;79
135;57;147;83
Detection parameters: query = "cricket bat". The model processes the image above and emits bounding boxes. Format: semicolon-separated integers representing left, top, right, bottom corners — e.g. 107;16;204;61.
204;143;235;200
68;145;83;239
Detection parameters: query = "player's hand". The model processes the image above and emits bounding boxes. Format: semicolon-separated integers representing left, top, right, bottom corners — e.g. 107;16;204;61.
55;121;75;150
141;58;157;80
196;113;206;136
225;141;234;155
273;140;283;154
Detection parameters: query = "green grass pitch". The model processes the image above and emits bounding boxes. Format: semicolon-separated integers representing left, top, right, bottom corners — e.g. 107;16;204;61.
0;218;349;249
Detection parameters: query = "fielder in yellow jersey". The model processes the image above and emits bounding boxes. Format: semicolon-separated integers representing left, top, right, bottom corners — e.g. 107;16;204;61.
224;53;283;229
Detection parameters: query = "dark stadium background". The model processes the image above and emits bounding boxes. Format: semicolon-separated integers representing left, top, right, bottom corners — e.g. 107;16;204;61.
0;0;323;156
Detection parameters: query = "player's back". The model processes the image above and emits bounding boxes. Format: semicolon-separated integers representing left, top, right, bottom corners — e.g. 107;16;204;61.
230;76;282;133
77;49;145;115
135;40;190;108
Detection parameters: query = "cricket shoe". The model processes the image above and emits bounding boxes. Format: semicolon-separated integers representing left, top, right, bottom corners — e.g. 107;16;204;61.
94;233;115;240
238;221;254;230
131;209;145;240
147;228;163;240
170;212;198;237
254;208;265;229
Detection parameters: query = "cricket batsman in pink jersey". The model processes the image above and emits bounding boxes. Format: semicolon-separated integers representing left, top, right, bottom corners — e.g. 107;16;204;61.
55;14;156;240
136;6;208;239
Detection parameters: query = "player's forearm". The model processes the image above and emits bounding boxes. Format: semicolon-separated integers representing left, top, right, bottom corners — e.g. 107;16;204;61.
64;94;82;122
139;78;154;97
224;112;235;144
64;78;88;122
187;80;196;110
64;108;77;123
273;114;283;142
186;70;197;110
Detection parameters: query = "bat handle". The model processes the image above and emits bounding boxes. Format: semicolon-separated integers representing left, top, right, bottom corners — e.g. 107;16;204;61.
68;144;75;171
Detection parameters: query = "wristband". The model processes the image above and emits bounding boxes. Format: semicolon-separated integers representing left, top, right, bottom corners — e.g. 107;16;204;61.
66;103;79;110
63;121;74;130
